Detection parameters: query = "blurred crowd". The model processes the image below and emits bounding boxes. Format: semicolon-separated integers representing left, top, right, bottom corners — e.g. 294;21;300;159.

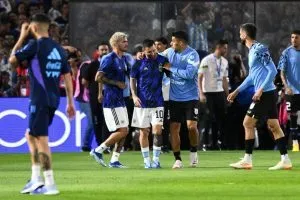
0;0;69;97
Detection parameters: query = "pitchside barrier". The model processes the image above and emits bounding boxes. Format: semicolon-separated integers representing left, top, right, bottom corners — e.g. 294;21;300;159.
0;98;95;153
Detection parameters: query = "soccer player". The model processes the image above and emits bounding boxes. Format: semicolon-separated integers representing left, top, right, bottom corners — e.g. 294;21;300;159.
90;32;129;168
198;39;229;150
9;14;75;194
162;31;200;169
130;39;169;168
227;23;292;170
278;30;300;152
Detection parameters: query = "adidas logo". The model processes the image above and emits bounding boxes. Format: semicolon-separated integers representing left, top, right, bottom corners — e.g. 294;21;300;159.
47;48;61;60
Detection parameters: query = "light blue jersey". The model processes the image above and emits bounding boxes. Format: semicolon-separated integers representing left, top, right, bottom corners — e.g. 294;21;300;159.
278;46;300;94
162;46;200;101
237;42;277;93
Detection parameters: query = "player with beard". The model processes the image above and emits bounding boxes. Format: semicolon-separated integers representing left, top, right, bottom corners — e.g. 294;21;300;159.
227;23;292;170
90;32;129;168
130;39;169;168
278;30;300;152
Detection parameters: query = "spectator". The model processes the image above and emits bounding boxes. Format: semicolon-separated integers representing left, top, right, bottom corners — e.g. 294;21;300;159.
48;0;61;21
55;1;68;31
0;71;12;96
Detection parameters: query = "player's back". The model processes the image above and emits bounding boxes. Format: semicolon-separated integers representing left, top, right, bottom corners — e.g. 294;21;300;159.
248;42;276;92
28;38;69;108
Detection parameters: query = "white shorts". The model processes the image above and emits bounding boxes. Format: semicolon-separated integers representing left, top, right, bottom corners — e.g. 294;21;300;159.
103;107;129;132
131;107;164;128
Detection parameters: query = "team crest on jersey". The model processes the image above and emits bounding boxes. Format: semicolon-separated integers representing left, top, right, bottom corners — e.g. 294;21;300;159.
143;67;148;71
194;108;198;115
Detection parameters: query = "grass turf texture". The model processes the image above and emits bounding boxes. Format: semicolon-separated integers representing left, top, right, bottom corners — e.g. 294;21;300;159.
0;151;299;200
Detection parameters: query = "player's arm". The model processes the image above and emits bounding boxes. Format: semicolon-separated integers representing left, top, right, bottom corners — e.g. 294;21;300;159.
64;73;76;119
9;23;32;69
198;58;208;102
98;81;103;103
260;58;277;91
96;71;126;89
165;52;200;79
130;61;141;107
278;51;293;95
228;75;253;103
97;57;126;89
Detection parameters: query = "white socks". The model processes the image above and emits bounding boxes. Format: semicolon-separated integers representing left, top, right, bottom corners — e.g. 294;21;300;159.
110;152;120;163
244;154;252;162
31;164;41;181
141;147;150;164
43;170;55;186
95;143;108;153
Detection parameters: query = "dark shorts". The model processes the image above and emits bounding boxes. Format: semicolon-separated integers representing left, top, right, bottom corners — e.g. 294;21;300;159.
285;94;300;113
246;90;278;119
28;104;56;137
169;100;199;123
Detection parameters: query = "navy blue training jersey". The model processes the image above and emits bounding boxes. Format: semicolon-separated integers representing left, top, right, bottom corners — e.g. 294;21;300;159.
98;52;128;108
15;38;70;108
130;54;168;108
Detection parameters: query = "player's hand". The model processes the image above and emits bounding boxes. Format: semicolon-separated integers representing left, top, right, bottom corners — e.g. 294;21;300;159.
132;95;142;107
116;81;126;89
285;87;293;96
163;63;171;71
227;90;239;103
66;103;76;120
136;52;144;60
199;93;207;103
98;94;103;103
252;88;263;102
20;23;30;40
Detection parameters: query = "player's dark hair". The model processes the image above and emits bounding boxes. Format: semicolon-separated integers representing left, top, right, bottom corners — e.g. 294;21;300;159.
240;23;257;40
97;41;109;49
142;39;155;48
215;39;228;48
31;13;50;24
292;29;300;35
155;37;168;46
172;31;189;43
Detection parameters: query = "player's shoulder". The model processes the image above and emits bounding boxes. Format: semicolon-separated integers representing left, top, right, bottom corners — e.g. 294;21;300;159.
157;54;168;62
101;52;115;63
252;42;269;54
282;46;295;55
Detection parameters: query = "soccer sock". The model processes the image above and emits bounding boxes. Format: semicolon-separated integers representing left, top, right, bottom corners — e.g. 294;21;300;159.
43;170;55;186
141;147;150;164
153;146;161;163
31;164;41;181
110;152;120;163
275;137;288;156
243;153;252;162
173;151;182;161
153;134;162;163
245;139;255;154
95;143;108;153
290;115;298;144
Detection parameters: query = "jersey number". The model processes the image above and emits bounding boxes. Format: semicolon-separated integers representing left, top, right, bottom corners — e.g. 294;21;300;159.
155;110;164;119
286;102;291;111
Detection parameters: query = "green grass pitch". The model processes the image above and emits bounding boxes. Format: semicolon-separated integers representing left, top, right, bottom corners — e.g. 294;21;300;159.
0;151;299;200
